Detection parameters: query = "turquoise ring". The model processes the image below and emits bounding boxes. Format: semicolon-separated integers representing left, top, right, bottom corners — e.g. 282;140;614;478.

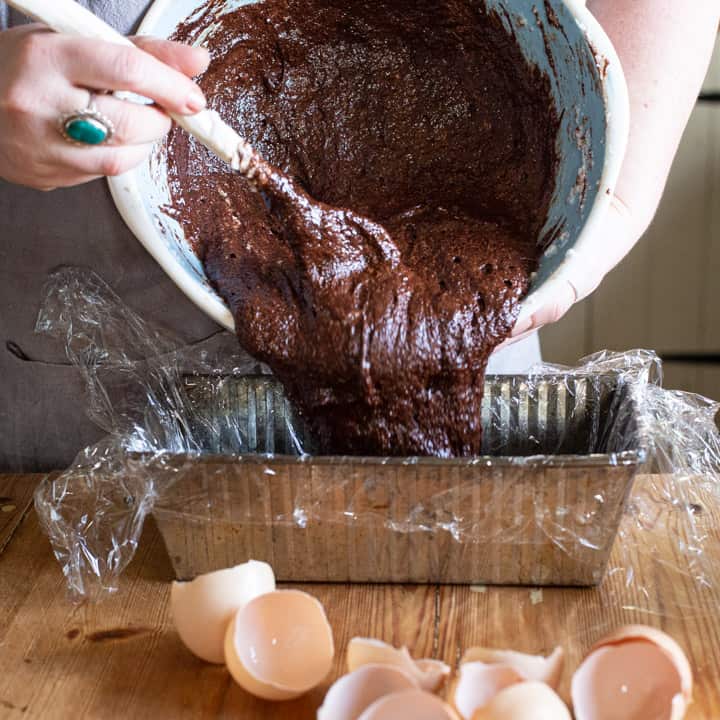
59;94;115;147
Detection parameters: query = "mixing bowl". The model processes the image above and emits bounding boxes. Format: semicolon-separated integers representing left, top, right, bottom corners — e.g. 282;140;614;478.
109;0;629;333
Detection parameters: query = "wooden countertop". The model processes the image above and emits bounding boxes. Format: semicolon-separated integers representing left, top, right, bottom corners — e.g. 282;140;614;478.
1;473;719;719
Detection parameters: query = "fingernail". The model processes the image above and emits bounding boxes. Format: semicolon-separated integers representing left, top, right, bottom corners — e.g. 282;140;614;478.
186;88;206;113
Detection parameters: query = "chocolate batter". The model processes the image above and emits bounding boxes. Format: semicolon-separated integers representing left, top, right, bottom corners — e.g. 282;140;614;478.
167;0;559;457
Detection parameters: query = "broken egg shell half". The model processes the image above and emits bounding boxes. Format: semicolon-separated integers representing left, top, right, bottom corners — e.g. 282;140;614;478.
452;663;525;719
358;689;462;720
224;589;334;701
571;625;693;720
471;681;572;720
318;663;419;720
460;646;564;689
170;559;275;663
347;637;451;692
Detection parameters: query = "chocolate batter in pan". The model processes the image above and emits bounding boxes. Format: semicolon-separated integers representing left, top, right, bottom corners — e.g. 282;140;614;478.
167;0;559;457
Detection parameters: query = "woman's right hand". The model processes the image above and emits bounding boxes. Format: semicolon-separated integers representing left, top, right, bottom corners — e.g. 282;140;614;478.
0;24;210;190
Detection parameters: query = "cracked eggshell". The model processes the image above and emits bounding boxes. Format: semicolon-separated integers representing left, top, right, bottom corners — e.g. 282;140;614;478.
347;637;451;691
452;663;524;719
571;625;693;720
224;589;334;701
358;689;461;720
318;664;419;720
471;681;572;720
460;646;564;689
170;560;275;663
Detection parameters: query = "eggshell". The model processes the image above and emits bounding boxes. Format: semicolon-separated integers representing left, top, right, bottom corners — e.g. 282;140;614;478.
571;625;693;720
318;664;419;720
348;637;451;691
460;646;564;688
452;663;524;719
170;560;275;663
470;681;572;720
224;589;334;701
358;689;462;720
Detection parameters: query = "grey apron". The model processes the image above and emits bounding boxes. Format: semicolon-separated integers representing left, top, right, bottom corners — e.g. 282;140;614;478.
0;1;541;471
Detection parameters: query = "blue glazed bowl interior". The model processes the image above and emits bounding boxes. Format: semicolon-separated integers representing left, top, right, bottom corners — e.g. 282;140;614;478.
485;0;606;290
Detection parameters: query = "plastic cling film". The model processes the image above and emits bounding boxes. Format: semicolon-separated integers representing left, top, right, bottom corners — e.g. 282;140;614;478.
33;268;720;614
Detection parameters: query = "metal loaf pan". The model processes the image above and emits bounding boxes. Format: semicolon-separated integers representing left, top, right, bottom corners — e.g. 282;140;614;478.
151;373;647;586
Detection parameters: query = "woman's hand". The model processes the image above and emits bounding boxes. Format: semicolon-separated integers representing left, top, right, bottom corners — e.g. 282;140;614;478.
500;194;636;348
0;25;209;190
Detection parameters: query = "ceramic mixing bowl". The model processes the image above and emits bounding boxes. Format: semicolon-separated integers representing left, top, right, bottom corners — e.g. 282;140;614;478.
108;0;629;332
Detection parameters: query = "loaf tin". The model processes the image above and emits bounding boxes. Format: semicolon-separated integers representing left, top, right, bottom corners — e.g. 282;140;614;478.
150;372;647;586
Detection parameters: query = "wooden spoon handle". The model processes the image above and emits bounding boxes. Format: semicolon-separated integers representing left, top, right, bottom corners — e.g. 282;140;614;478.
6;0;245;168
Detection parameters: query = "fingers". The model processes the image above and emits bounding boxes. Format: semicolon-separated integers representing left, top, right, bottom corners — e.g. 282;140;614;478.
14;82;168;187
35;174;100;191
131;36;210;78
496;325;541;351
521;280;577;331
46;86;158;181
56;36;207;115
497;280;577;350
32;142;154;188
51;142;156;179
0;27;207;189
90;93;172;145
43;59;182;183
497;192;639;349
526;280;577;329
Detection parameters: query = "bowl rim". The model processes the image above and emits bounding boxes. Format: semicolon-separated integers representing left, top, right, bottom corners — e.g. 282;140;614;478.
515;0;630;323
108;0;630;333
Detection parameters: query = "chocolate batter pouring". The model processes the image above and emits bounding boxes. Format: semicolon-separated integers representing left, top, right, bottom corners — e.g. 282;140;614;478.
167;0;559;456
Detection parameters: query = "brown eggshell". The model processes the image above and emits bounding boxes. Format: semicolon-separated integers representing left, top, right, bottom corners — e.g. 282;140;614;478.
460;646;564;689
452;662;524;719
571;625;693;720
348;637;451;691
471;681;572;720
589;626;691;701
317;664;419;720
224;589;334;701
170;560;275;663
358;689;462;720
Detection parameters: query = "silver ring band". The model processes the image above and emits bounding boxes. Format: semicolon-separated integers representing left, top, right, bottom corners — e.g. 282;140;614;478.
59;91;116;147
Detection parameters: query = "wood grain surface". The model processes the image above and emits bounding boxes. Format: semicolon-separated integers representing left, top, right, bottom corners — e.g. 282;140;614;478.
1;474;718;719
0;474;37;556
